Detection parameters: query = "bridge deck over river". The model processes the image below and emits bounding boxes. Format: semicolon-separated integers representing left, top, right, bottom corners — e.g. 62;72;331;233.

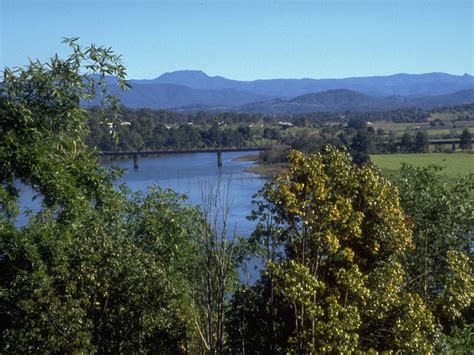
98;147;265;169
98;147;264;157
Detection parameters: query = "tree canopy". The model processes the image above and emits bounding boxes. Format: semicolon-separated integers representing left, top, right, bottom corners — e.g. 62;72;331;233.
0;39;215;353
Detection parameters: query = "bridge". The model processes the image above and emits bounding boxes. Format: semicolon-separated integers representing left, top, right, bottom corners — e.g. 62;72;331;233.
98;147;266;169
97;136;271;169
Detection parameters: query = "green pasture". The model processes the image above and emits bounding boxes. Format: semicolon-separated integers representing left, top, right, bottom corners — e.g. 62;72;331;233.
371;153;474;180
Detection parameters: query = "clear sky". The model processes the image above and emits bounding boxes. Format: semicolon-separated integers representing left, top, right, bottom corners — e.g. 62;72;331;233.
0;0;472;80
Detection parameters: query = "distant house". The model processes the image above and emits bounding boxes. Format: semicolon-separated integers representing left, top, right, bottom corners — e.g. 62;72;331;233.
100;121;131;127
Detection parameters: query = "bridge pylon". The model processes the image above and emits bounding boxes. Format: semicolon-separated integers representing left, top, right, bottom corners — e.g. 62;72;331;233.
133;154;139;170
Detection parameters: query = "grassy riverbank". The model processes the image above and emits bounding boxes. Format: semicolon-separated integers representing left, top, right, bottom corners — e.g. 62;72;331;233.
371;153;474;180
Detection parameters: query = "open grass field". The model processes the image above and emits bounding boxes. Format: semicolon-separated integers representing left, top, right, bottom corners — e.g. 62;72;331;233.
371;153;474;179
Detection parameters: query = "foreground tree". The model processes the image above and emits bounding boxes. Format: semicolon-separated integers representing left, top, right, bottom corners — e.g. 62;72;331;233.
0;39;209;353
396;164;473;345
190;181;244;355
229;147;439;352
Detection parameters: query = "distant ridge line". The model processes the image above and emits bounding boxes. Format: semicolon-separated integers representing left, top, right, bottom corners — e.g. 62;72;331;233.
94;71;474;112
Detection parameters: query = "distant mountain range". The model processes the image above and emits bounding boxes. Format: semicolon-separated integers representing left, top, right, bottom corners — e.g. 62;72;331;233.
108;82;270;109
102;70;474;113
238;89;474;114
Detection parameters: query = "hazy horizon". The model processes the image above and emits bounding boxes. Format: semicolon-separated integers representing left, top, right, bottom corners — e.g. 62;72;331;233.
132;69;473;81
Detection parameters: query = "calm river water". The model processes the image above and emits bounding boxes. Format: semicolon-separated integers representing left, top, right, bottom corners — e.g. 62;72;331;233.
18;151;266;238
105;151;266;237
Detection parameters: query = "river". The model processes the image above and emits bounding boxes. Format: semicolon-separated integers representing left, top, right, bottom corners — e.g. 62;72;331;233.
18;151;266;238
104;151;266;237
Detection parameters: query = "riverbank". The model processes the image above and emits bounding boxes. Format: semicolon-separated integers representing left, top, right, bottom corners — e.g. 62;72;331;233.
233;154;260;162
233;154;286;177
244;163;287;176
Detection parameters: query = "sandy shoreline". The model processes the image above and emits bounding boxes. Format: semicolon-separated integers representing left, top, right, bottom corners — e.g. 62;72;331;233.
232;154;260;162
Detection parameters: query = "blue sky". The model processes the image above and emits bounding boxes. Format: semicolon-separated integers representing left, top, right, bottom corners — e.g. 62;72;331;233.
1;0;472;80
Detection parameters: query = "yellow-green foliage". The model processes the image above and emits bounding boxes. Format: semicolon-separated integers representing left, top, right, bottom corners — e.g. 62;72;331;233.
439;251;473;321
262;147;439;352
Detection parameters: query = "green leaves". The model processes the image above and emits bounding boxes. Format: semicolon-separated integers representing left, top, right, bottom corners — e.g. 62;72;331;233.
438;251;473;322
396;164;473;331
238;146;444;352
0;40;201;353
0;38;131;219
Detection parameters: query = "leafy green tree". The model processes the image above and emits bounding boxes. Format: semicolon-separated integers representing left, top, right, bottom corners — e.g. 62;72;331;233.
460;128;472;150
347;118;366;130
152;123;170;148
386;130;398;153
0;38;128;214
396;165;473;337
374;128;386;152
263;127;281;141
414;131;429;153
0;39;207;353
350;130;374;163
237;125;252;141
204;123;222;147
400;132;413;152
123;129;144;150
